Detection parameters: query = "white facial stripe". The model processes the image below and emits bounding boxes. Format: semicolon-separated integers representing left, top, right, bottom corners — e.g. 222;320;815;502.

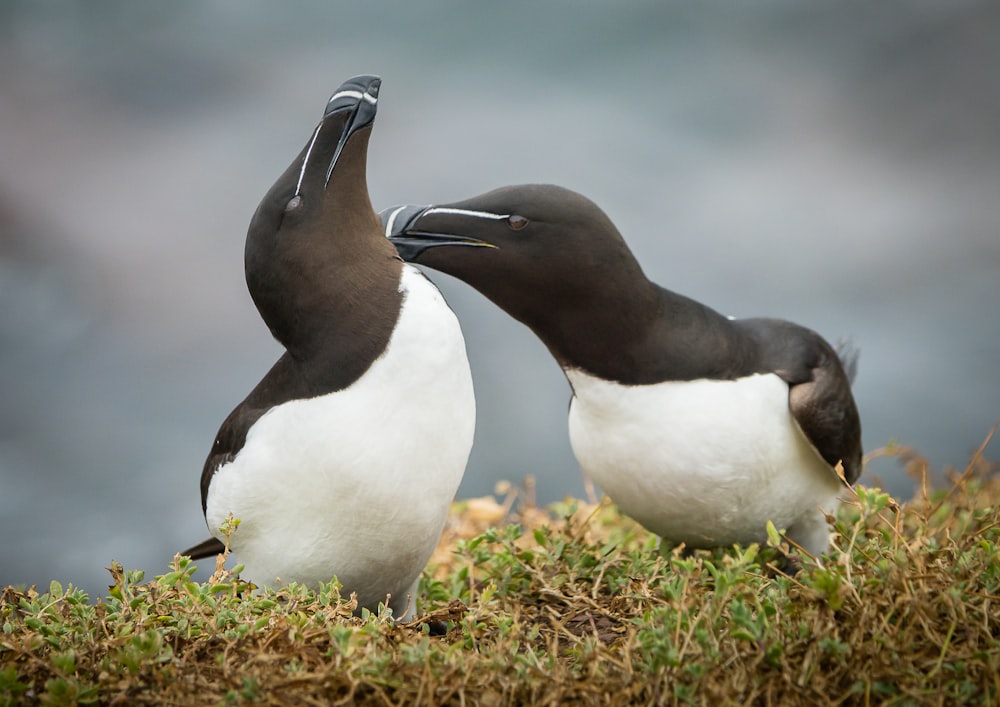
422;207;509;220
329;89;378;105
294;122;324;197
383;205;411;238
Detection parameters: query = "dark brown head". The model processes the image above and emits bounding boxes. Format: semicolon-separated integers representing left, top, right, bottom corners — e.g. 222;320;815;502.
246;75;401;357
380;184;659;370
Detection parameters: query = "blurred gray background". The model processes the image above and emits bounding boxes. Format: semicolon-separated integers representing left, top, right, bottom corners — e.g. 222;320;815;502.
1;2;997;599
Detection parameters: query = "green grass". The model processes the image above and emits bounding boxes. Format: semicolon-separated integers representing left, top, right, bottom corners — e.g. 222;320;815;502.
2;440;999;705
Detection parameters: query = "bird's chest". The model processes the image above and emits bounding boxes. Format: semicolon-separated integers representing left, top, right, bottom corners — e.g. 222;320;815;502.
565;370;838;540
204;268;475;584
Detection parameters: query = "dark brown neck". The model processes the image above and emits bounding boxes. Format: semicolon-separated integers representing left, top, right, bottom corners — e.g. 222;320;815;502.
251;128;405;390
535;283;748;385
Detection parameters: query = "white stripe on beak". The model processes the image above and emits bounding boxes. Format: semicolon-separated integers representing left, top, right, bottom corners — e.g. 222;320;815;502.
328;88;378;105
383;205;411;238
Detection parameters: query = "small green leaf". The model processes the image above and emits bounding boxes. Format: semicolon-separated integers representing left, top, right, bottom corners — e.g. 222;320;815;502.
765;521;783;548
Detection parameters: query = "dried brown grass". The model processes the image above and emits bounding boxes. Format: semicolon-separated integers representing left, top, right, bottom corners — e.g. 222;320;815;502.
2;438;998;705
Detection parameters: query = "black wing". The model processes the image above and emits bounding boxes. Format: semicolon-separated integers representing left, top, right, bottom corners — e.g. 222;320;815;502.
738;318;863;484
196;352;308;512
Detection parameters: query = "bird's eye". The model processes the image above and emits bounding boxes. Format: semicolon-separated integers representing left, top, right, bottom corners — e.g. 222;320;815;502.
285;195;302;212
507;214;529;230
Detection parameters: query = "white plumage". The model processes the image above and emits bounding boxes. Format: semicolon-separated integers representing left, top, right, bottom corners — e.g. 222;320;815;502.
206;266;474;618
566;369;844;556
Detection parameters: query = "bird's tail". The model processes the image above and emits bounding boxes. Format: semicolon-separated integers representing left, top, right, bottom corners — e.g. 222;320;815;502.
180;536;226;560
835;338;860;385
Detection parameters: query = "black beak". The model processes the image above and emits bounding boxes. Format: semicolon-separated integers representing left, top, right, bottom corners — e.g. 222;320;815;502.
379;204;497;261
322;74;381;187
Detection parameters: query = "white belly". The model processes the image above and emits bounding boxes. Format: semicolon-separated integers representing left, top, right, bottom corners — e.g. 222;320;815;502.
566;370;844;555
205;266;474;615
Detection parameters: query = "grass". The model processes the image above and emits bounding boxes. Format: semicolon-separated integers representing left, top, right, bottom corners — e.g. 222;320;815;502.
2;437;999;706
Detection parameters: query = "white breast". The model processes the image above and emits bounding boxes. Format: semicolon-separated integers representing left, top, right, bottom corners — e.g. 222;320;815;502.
205;266;475;616
565;370;845;556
